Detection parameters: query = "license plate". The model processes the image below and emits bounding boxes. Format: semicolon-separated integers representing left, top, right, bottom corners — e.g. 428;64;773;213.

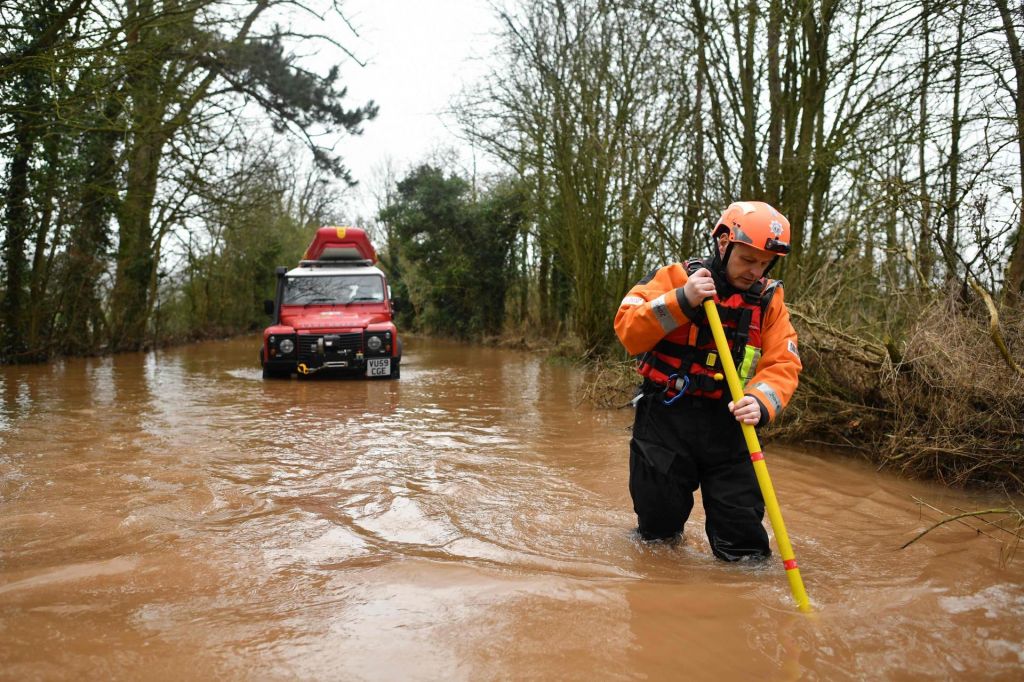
366;358;390;377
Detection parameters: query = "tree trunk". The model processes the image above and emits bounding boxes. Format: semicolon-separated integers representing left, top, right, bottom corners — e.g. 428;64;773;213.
109;120;166;351
27;130;60;352
691;0;734;200
943;0;967;279
765;0;784;206
683;55;706;258
994;0;1024;306
787;1;831;265
917;0;934;287
1;114;35;359
61;93;123;354
736;0;761;198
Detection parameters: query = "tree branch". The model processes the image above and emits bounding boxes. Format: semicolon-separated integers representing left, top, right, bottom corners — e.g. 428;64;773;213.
968;276;1024;376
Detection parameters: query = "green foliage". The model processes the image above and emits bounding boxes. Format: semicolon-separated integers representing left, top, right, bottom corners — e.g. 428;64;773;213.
379;165;525;339
154;149;323;342
217;34;379;183
0;1;377;359
161;210;294;340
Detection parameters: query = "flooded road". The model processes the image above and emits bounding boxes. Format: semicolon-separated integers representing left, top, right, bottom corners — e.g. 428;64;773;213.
1;336;1022;680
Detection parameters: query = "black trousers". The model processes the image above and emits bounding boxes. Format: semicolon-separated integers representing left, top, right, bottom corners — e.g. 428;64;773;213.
628;391;770;561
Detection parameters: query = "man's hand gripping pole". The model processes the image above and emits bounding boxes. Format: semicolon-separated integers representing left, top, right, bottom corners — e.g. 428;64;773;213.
702;299;812;613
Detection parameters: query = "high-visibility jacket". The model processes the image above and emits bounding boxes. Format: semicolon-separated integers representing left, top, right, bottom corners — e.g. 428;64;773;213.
614;259;802;422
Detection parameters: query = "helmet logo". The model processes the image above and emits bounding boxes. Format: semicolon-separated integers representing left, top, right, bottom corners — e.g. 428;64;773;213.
769;220;784;237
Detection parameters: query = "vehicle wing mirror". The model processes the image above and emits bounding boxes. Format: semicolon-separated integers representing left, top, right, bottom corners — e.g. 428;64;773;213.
264;299;274;316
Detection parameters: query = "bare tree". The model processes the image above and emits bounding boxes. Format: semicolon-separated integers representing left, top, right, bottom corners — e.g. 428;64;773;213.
459;0;694;350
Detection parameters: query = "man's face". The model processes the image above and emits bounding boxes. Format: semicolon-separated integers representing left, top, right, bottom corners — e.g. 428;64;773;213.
719;239;775;290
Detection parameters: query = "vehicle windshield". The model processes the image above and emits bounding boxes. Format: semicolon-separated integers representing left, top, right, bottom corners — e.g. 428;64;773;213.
282;274;385;305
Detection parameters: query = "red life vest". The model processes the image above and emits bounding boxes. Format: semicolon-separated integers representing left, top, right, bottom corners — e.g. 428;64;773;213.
637;259;779;400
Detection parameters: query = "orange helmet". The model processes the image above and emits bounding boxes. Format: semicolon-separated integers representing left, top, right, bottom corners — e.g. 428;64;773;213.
713;201;791;256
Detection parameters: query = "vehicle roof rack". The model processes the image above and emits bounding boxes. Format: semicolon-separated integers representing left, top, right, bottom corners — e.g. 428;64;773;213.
297;259;375;268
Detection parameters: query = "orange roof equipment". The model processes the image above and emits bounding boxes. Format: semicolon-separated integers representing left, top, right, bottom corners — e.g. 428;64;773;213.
303;226;377;264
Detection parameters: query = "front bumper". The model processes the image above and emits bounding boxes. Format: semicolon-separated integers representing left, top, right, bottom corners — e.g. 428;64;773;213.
265;332;393;374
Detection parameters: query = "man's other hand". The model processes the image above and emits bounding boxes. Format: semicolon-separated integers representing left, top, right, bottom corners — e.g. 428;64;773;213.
728;395;761;425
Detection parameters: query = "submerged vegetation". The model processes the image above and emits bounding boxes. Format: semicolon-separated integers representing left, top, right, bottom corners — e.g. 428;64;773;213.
903;497;1024;566
3;1;1024;491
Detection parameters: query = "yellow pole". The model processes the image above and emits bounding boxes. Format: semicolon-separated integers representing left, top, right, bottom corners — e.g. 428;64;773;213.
702;299;811;613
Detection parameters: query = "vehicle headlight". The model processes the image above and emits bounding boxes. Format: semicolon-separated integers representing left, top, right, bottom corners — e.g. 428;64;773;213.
366;335;382;351
279;338;295;354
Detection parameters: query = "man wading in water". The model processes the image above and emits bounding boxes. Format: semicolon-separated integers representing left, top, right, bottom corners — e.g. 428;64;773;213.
614;201;802;560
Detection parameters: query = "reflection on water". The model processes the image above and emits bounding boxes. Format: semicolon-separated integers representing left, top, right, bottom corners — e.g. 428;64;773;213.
1;335;1022;679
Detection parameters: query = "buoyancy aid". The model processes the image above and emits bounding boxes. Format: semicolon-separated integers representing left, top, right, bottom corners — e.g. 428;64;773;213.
637;258;780;400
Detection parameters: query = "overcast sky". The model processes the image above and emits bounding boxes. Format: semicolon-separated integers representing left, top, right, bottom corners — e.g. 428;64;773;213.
313;0;504;217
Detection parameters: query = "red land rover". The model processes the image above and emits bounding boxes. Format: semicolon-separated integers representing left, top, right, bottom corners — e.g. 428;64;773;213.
259;226;402;379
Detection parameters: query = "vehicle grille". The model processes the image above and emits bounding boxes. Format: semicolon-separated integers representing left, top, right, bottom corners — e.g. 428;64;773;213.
297;333;362;365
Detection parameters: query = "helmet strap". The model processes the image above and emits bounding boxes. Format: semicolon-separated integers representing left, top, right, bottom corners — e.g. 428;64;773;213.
718;242;734;271
707;230;727;269
704;237;732;293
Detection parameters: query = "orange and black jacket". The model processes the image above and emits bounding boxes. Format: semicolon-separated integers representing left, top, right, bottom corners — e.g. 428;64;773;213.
614;260;801;423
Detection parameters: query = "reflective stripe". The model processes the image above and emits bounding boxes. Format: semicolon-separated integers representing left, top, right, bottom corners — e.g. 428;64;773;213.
783;559;798;570
753;381;782;412
650;294;678;333
750;451;764;462
621;295;644;307
738;345;761;387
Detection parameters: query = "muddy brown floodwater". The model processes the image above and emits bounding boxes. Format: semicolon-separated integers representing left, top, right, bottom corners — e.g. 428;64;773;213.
1;336;1022;680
